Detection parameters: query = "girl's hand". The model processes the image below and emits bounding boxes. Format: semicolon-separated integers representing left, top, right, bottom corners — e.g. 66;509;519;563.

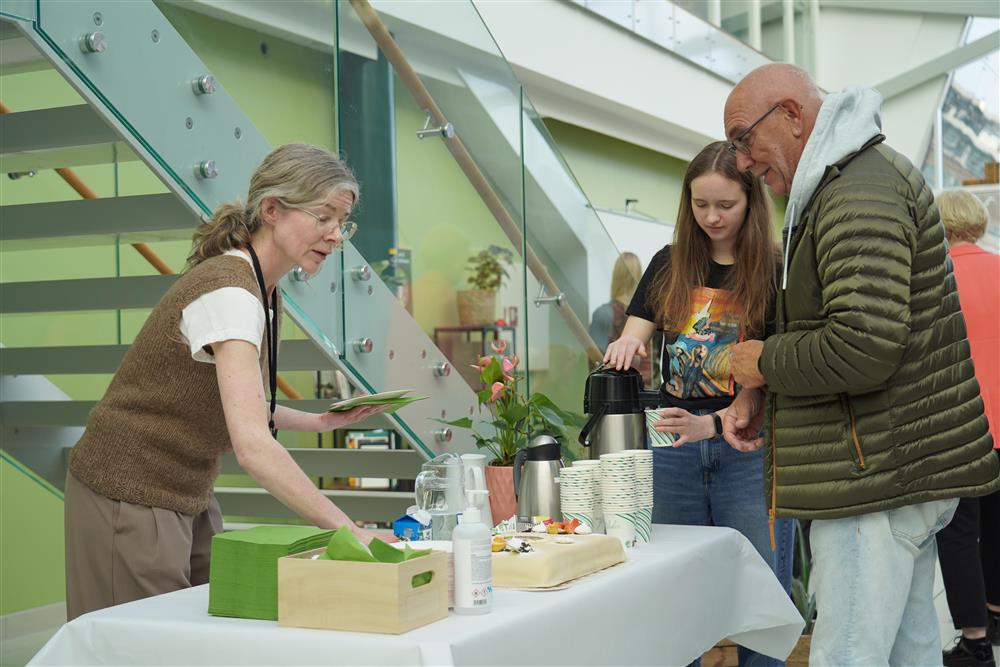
653;407;716;447
316;404;387;432
603;335;648;370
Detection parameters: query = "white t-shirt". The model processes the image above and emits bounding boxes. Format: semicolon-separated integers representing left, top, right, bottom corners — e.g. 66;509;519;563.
179;249;272;364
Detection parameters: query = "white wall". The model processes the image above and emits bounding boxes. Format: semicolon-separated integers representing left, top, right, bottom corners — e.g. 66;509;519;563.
815;7;966;163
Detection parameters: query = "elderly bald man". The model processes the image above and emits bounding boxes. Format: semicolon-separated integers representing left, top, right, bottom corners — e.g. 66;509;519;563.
720;64;1000;667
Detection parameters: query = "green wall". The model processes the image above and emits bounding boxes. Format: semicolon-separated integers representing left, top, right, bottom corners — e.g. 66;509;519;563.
0;454;66;615
544;118;689;224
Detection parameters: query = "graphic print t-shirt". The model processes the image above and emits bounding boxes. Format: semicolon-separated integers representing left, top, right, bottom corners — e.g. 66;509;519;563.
627;246;750;411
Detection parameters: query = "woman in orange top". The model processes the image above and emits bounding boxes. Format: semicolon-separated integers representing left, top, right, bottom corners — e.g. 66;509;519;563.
935;189;1000;667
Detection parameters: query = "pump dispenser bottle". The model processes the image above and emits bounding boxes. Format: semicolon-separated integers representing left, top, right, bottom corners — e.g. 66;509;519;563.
452;505;493;615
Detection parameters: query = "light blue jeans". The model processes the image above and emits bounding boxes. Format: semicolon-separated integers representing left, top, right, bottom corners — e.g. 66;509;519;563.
652;433;796;667
809;498;959;667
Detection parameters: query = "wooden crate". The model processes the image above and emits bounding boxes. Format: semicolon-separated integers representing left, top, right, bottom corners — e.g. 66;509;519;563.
278;548;448;634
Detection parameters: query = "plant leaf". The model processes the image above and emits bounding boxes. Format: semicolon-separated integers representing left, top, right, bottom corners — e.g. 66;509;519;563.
433;417;474;429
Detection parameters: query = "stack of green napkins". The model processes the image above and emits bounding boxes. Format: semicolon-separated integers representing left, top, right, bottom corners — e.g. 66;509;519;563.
208;525;334;620
326;389;428;414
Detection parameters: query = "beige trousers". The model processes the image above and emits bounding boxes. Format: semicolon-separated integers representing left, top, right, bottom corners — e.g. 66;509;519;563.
64;471;223;621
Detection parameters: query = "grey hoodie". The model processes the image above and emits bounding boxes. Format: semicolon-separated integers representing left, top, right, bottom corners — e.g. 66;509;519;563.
781;86;884;288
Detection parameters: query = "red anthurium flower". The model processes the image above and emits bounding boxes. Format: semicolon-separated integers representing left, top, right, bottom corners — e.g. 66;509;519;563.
490;339;507;354
490;381;505;402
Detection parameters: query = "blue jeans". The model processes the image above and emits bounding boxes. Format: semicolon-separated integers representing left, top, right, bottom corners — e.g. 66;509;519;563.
809;498;958;667
652;434;796;667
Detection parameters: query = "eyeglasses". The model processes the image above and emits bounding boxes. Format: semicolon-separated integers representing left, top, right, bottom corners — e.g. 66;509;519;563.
728;104;781;155
290;206;358;241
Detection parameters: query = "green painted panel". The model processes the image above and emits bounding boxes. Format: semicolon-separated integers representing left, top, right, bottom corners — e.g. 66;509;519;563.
0;452;65;615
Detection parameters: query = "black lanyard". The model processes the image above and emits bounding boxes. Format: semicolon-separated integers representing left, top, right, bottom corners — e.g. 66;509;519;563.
247;245;278;438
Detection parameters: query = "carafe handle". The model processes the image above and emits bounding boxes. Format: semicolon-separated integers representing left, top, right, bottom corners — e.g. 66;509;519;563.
512;448;527;500
577;403;608;447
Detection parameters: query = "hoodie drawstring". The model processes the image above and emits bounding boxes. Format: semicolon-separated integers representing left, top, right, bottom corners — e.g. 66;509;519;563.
781;203;796;291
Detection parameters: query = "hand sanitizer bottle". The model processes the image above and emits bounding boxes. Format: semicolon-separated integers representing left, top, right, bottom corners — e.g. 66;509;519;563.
452;506;493;615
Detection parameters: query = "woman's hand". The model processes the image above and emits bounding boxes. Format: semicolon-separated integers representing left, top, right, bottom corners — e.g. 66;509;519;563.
604;335;648;370
316;404;388;432
652;407;716;447
352;525;398;545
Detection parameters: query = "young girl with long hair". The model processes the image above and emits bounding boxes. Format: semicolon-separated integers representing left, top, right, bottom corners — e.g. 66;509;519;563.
605;141;795;667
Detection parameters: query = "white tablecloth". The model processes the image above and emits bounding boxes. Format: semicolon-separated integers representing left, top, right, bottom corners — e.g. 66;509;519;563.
31;525;804;666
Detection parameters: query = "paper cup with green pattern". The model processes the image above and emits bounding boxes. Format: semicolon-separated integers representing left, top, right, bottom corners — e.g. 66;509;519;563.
645;408;677;447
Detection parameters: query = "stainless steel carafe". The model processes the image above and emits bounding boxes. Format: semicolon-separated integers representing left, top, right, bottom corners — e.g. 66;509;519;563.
513;435;562;525
578;365;660;459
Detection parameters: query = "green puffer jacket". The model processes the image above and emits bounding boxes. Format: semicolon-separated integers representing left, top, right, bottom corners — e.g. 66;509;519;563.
760;135;999;521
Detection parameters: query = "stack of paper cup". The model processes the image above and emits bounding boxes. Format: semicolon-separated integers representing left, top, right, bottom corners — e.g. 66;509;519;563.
599;452;638;548
625;450;654;544
571;459;604;533
559;466;598;530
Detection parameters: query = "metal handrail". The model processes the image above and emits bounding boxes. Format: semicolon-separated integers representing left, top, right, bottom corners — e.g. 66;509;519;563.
348;0;602;364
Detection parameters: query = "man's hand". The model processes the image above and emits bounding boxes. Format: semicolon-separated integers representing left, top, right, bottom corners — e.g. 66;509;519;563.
723;388;765;452
603;334;648;371
730;340;766;388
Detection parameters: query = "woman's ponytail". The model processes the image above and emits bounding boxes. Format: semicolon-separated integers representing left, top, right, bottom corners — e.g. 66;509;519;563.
186;200;256;268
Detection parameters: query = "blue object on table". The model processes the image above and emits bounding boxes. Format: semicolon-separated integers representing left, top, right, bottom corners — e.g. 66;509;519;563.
392;514;431;541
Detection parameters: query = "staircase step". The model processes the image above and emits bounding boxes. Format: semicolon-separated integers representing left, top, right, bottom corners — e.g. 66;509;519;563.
213;487;412;524
0;194;197;250
0;17;47;74
219;448;423;479
0;104;137;172
0;275;176;313
1;340;333;375
0;400;392;428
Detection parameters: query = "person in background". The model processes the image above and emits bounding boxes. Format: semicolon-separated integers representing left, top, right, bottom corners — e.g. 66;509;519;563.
64;144;391;621
935;189;1000;667
589;252;652;383
605;141;795;667
721;64;999;667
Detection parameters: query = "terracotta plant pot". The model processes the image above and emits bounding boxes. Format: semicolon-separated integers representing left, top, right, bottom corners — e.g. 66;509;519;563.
456;289;497;326
485;463;517;524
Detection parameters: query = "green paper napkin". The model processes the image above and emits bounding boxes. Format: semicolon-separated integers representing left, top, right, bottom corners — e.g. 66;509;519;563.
318;527;432;585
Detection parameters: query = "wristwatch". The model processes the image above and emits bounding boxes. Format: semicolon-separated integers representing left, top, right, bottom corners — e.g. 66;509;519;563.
712;413;723;437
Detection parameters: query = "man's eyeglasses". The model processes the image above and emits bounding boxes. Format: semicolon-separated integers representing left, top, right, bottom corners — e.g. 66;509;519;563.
728;104;781;155
290;206;358;241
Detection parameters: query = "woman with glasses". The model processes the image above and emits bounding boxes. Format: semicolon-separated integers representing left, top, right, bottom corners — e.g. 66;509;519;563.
64;144;387;621
604;141;795;667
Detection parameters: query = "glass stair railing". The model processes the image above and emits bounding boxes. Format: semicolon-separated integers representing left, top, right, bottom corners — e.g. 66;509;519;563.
338;0;629;458
0;0;483;526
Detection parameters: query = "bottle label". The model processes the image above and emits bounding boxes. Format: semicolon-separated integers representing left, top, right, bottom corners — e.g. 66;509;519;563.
454;535;493;609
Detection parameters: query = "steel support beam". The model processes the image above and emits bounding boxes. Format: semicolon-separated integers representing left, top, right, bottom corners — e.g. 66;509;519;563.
0;401;390;429
876;30;1000;99
0;340;334;375
0;275;176;313
214;487;411;523
819;0;999;18
219;448;423;479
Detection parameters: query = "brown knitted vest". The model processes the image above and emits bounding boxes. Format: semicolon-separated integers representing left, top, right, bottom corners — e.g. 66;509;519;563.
70;254;279;515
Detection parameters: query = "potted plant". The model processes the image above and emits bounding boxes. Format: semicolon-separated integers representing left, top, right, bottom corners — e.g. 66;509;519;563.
456;245;513;326
439;339;583;522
